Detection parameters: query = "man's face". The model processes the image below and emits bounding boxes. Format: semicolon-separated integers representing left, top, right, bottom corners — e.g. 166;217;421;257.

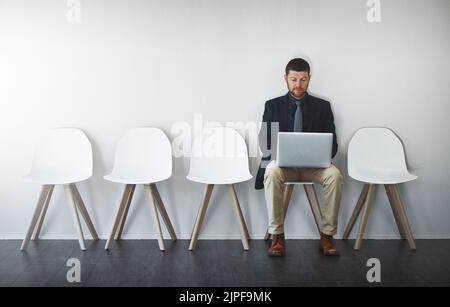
284;70;310;99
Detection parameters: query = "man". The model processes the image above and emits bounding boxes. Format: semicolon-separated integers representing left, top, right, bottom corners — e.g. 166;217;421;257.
255;58;343;257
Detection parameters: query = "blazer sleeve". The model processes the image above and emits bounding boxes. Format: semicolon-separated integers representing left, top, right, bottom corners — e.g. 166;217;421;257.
258;100;273;160
324;102;338;158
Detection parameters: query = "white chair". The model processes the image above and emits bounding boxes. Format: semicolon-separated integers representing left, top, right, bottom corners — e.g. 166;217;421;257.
263;182;322;240
21;128;98;251
104;128;177;251
187;127;252;251
343;127;417;250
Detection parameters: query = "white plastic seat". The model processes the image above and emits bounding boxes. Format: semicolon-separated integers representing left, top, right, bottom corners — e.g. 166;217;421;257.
187;127;252;184
21;128;98;251
24;128;93;184
343;127;417;250
104;128;172;184
347;128;418;184
104;128;177;251
187;127;252;251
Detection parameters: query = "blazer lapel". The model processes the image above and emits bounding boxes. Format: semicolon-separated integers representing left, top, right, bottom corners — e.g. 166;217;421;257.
280;93;290;132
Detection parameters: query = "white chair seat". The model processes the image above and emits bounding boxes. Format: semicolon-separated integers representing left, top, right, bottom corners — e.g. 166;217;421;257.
348;127;417;185
23;128;93;185
350;170;417;184
24;172;89;185
186;127;253;185
284;181;314;185
104;128;172;185
186;174;252;185
104;173;170;184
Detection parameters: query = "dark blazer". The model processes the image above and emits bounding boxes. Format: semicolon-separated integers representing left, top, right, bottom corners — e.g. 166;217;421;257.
255;92;338;190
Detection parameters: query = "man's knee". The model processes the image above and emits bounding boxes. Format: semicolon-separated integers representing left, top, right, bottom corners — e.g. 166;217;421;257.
324;165;343;184
264;165;285;183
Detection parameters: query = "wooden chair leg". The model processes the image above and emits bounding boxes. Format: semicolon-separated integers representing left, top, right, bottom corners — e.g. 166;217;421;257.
150;183;177;241
264;184;294;240
105;185;132;250
21;185;52;251
229;184;250;241
228;184;250;250
144;184;165;251
392;184;416;250
115;184;135;240
70;184;99;240
304;184;323;235
189;184;214;251
343;184;370;239
354;184;377;250
31;185;54;240
64;185;86;251
385;184;407;239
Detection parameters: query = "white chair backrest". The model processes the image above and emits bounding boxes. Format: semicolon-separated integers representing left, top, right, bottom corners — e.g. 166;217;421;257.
110;127;172;182
348;127;410;178
187;127;252;184
29;128;93;182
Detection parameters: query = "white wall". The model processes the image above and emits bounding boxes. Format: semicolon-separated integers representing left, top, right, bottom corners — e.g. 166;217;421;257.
1;0;449;240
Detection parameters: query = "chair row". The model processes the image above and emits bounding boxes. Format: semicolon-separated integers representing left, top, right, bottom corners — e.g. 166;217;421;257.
20;126;417;252
21;127;251;252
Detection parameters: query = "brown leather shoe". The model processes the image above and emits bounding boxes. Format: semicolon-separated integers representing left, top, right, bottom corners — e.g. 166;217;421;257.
320;232;340;256
268;234;285;257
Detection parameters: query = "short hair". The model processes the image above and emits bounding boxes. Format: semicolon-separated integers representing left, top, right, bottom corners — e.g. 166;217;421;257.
285;58;310;75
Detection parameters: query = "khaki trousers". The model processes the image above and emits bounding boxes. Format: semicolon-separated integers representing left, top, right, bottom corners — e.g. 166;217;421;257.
263;160;343;236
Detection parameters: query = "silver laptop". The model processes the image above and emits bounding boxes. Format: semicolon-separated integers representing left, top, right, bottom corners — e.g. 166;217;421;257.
276;132;333;168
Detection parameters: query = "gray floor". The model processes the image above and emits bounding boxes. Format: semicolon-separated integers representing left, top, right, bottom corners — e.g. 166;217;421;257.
1;239;449;287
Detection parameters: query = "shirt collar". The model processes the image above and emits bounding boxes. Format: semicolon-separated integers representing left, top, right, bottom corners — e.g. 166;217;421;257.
288;92;307;104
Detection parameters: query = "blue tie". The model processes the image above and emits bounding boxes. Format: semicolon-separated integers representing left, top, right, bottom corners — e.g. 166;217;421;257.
294;101;303;132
